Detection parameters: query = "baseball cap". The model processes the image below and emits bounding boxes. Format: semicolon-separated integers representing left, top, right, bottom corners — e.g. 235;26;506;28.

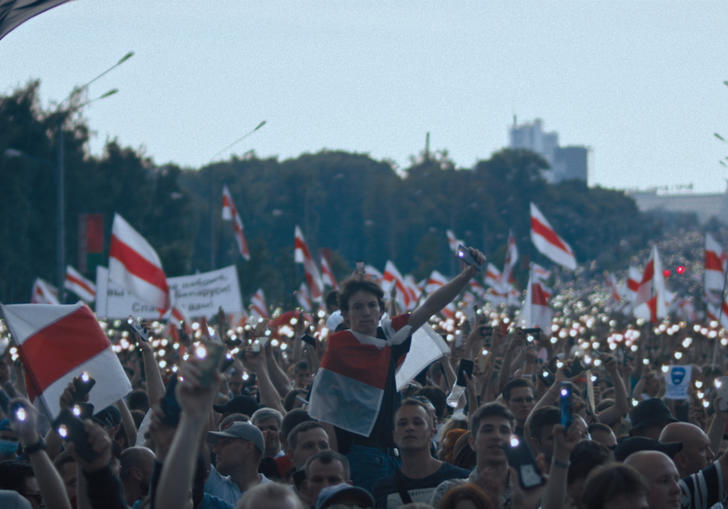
315;483;374;509
630;398;677;430
213;395;259;416
207;422;264;455
614;436;683;462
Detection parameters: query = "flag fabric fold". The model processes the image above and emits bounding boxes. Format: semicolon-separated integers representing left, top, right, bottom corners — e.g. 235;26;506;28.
520;265;552;335
382;260;413;310
0;0;71;40
1;302;131;419
222;185;250;261
250;289;269;319
64;265;96;302
31;278;59;304
633;246;666;323
108;214;169;311
294;226;324;300
320;252;338;290
530;203;577;270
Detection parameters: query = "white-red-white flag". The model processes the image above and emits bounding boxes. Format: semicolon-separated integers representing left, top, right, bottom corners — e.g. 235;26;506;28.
484;263;502;288
404;275;422;305
108;214;169;311
531;263;551;282
468;279;486;298
30;278;59;305
446;230;462;253
1;302;131;419
294;226;324;300
502;231;519;285
633;246;666;323
249;289;269;319
382;260;414;310
604;272;621;303
425;270;447;294
295;282;313;312
705;233;726;293
320;252;338;290
530;203;577;270
64;266;96;303
364;265;383;285
222;185;251;261
626;266;642;303
520;266;552;335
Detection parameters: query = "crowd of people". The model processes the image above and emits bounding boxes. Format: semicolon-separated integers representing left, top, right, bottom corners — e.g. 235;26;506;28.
1;244;728;509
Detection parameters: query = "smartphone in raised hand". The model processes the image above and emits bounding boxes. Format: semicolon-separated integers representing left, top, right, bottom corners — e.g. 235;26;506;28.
502;435;546;490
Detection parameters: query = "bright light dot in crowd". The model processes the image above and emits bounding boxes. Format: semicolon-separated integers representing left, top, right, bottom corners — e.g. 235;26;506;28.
697;391;704;399
172;366;178;373
120;339;129;349
182;353;189;361
481;348;489;356
630;345;638;352
643;358;650;365
609;320;617;328
195;345;207;359
631;399;639;407
682;338;692;348
317;310;325;318
173;343;180;350
676;265;685;274
701;328;709;335
446;334;454;342
569;329;578;338
503;317;510;324
673;351;682;360
556;360;564;369
194;330;202;339
693;324;701;332
72;405;81;417
15;407;26;421
161;339;168;346
591;375;597;382
560;387;569;397
609;343;617;351
112;345;121;353
58;425;69;439
242;372;250;381
703;400;711;408
709;330;718;338
551;324;559;332
158;349;166;357
191;322;200;331
159;360;167;369
280;343;288;351
550;337;557;344
527;335;534;342
592;342;600;350
722;338;728;346
695;380;703;388
152;340;160;348
264;329;272;336
584;355;592;365
715;379;723;389
593;359;602;367
113;320;122;328
271;339;280;347
559;330;567;339
663;269;671;278
510;436;520;447
542;370;550;378
290;318;298;325
710;321;719;328
661;365;669;373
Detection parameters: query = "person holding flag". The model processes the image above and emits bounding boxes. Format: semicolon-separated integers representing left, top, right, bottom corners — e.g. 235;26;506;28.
308;245;485;491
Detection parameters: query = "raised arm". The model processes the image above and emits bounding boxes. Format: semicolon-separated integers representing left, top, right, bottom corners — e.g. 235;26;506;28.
596;354;630;425
408;247;485;331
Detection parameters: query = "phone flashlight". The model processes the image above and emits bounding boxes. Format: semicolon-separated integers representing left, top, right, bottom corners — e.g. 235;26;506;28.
195;344;208;359
15;406;26;422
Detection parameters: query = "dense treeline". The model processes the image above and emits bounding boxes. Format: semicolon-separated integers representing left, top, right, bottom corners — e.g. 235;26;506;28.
1;82;676;306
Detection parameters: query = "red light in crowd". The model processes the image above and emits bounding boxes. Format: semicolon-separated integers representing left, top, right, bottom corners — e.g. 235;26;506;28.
676;265;686;274
663;269;672;278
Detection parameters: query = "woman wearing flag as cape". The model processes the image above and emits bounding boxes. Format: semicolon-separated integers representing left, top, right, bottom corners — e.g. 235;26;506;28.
308;246;486;491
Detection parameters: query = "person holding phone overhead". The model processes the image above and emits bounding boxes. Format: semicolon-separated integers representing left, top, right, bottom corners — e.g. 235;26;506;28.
308;246;486;492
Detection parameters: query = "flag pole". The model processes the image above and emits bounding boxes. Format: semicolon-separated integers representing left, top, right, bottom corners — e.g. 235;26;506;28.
710;265;728;367
0;304;54;421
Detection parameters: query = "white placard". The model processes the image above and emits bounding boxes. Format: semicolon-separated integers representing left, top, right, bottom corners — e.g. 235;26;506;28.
665;365;692;400
396;323;450;391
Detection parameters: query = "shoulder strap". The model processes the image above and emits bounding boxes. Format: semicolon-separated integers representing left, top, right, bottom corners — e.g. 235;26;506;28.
393;470;413;504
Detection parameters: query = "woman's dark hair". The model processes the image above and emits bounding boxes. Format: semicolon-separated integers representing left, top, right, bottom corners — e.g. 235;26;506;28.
581;463;647;509
438;482;495;509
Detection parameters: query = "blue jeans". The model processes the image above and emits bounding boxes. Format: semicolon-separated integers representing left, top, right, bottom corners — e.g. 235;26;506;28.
346;444;401;493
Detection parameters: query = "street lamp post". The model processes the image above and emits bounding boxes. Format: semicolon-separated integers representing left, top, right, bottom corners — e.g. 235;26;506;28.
54;52;132;302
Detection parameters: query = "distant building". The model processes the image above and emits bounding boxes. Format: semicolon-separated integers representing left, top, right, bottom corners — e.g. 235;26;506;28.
508;118;588;183
627;186;728;224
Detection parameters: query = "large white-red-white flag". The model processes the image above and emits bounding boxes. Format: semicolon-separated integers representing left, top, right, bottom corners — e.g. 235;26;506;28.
705;233;726;295
382;260;414;310
109;214;169;311
294;226;324;300
625;266;641;303
520;265;552;335
633;246;666;323
64;265;96;303
222;185;250;261
249;288;269;319
320;252;338;290
1;302;131;419
31;278;59;305
530;203;577;270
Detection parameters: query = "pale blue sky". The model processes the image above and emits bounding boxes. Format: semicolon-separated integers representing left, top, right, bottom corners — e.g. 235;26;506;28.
2;1;727;192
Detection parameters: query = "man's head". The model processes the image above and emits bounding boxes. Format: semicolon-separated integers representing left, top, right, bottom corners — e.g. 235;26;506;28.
624;450;681;509
293;361;313;389
469;403;514;468
53;451;77;508
207;422;265;475
280;409;312;450
237;481;303;509
302;450;350;504
528;406;560;459
339;278;384;336
119;446;156;504
227;371;244;396
251;408;283;458
588;422;617;451
287;421;330;470
315;483;374;509
502;378;535;425
629;399;677;439
325;290;340;313
659;421;714;477
580;463;649;509
566;440;612;506
393;398;436;455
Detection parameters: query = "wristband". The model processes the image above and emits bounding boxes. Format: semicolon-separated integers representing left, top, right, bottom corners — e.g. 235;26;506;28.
24;437;46;455
552;458;570;469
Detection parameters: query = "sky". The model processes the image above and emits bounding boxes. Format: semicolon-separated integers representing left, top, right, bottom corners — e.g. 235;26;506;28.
2;1;728;192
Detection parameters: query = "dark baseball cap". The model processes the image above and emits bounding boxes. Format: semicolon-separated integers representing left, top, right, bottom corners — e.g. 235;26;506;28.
213;395;259;416
207;421;264;455
614;436;683;462
315;483;374;509
630;398;677;430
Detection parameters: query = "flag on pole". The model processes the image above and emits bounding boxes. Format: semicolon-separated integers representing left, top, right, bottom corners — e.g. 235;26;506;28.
626;266;641;303
0;0;71;40
364;264;383;284
520;265;552;335
64;265;96;303
530;203;577;270
484;264;502;289
382;260;413;310
320;252;338;290
250;289;269;319
446;230;462;253
31;278;59;304
705;233;726;295
425;270;447;294
108;214;169;311
502;231;519;285
294;226;324;300
295;282;313;312
404;275;422;305
633;246;666;323
604;272;621;303
1;302;132;419
531;263;551;282
222;185;250;261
